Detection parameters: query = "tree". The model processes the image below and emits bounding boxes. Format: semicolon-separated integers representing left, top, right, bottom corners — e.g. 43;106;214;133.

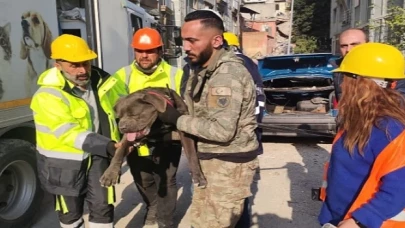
383;4;405;50
293;35;317;53
290;0;331;53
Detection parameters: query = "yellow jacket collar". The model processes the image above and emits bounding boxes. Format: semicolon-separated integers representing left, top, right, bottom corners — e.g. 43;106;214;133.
37;67;69;88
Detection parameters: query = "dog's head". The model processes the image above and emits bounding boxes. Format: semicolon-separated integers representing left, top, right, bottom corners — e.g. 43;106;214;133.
114;89;172;142
20;11;53;60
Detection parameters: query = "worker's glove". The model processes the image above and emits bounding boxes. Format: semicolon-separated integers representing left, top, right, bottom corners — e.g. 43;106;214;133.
158;105;182;126
106;141;117;158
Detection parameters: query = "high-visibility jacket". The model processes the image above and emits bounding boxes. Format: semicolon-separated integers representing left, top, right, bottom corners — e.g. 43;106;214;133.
320;130;405;227
30;66;125;199
113;60;183;156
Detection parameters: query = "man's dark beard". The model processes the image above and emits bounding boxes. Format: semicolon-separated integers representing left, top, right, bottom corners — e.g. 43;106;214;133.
135;58;161;75
190;46;213;67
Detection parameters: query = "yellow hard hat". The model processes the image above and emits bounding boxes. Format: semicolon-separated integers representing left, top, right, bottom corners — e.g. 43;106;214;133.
223;32;240;47
51;34;97;62
333;42;405;79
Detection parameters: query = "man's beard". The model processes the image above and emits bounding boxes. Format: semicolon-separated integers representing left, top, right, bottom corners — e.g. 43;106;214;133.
62;70;90;87
188;45;213;67
135;58;161;74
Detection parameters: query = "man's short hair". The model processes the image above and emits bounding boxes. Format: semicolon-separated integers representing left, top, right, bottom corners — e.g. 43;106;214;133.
340;28;369;42
184;10;225;32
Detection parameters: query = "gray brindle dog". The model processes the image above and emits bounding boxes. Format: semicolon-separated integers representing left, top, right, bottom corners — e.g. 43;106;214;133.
99;87;207;188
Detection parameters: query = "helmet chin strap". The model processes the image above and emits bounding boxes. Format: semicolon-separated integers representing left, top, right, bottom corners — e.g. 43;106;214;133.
134;58;162;75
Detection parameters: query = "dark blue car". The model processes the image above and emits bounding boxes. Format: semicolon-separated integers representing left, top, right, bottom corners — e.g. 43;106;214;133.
257;53;339;137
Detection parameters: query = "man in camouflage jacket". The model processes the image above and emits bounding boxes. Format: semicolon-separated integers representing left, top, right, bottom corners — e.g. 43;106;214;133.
158;9;259;228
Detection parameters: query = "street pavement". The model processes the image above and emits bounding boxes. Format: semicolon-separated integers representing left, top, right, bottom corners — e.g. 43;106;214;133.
32;137;332;228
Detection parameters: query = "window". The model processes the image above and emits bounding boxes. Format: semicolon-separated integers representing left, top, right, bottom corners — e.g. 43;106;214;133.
130;14;143;35
366;0;372;20
333;8;337;23
62;29;82;37
388;0;405;8
275;4;279;11
355;5;360;24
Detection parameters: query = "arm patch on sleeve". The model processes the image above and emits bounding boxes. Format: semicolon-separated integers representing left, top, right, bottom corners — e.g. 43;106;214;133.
207;87;231;108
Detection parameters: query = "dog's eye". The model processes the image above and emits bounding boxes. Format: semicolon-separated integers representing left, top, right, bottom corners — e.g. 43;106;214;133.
32;16;40;25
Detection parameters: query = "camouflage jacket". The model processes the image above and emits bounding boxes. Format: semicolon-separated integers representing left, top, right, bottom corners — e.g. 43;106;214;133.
177;48;258;160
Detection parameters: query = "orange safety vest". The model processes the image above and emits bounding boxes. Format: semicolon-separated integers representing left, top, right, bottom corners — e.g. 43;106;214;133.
320;130;405;227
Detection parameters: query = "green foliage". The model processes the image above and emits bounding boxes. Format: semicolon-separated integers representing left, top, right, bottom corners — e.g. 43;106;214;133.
291;0;331;53
384;5;405;50
293;35;317;53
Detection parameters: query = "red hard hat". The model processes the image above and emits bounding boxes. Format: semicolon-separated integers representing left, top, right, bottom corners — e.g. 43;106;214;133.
131;28;163;50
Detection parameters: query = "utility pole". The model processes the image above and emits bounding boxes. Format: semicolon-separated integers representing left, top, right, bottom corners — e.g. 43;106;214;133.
287;0;294;54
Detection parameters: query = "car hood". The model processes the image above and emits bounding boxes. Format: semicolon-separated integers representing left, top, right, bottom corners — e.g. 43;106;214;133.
257;53;339;81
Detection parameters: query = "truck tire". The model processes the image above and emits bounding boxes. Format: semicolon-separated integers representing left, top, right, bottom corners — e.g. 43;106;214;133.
0;139;43;228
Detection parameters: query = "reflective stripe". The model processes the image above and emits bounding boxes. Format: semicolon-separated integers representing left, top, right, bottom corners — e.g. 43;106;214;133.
88;222;113;228
137;144;150;156
60;218;84;228
322;180;327;188
35;124;51;134
60;195;69;214
35;87;70;106
74;131;92;149
107;186;115;204
255;106;260;115
169;66;177;91
258;101;265;107
35;123;77;138
391;210;405;221
55;195;60;212
124;65;132;86
55;123;77;138
37;147;89;161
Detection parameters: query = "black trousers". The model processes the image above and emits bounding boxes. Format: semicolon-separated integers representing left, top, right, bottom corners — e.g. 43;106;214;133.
127;143;182;227
57;155;114;226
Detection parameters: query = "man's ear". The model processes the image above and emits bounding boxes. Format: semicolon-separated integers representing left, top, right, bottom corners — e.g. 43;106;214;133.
54;61;62;70
212;34;224;49
143;93;167;113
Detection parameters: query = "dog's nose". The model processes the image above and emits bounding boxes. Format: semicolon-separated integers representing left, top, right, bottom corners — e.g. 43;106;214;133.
21;20;29;29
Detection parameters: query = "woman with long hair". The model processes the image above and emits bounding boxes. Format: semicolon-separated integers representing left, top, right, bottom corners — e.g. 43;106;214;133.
318;42;405;228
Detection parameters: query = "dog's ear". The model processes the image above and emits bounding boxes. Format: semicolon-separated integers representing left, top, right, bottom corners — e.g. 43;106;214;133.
42;22;53;59
113;96;127;117
20;39;28;60
142;93;167;113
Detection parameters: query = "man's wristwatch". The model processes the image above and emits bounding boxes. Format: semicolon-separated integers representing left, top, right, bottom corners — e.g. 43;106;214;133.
353;217;367;228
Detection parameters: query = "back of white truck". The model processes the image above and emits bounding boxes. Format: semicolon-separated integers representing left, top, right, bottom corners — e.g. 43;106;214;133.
0;0;59;227
0;0;178;226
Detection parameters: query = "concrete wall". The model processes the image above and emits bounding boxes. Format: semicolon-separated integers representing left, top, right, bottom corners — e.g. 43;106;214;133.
242;32;274;58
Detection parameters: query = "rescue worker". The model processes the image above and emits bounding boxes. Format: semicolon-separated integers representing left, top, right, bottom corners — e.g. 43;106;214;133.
158;10;259;228
318;43;405;228
30;34;124;228
223;31;265;228
113;27;183;228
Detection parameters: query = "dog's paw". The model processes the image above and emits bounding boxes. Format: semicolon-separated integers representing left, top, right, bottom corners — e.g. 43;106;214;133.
99;167;120;188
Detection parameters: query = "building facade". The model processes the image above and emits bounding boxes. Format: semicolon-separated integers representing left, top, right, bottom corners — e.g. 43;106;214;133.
240;0;290;56
330;0;405;54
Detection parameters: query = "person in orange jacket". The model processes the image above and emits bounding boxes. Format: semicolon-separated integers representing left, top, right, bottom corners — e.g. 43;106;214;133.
318;42;405;228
